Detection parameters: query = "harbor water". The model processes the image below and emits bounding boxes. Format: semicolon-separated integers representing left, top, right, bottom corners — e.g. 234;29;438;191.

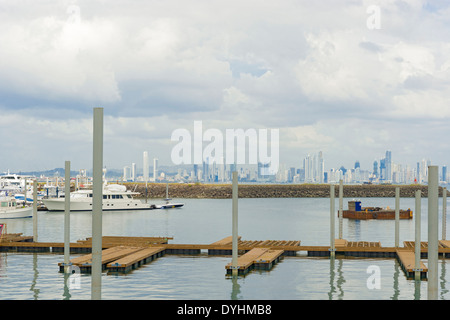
1;197;450;300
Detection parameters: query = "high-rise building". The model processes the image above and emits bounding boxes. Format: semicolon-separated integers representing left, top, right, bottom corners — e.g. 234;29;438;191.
443;166;447;183
373;160;378;178
385;150;392;181
131;163;136;182
318;151;324;183
123;166;130;181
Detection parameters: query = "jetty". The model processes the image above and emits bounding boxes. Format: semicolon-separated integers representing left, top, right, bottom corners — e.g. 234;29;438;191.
1;234;450;278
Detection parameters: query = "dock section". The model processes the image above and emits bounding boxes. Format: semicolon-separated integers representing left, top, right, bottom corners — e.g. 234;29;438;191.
107;247;165;273
396;249;428;279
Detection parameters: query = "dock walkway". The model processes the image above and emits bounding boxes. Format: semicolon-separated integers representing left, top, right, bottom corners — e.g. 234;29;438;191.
2;234;450;278
225;248;284;275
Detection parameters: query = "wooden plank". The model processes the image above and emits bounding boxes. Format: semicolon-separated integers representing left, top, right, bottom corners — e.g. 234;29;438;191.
62;246;143;267
210;236;241;245
396;249;428;279
107;247;165;272
225;248;268;270
439;240;450;248
254;249;284;264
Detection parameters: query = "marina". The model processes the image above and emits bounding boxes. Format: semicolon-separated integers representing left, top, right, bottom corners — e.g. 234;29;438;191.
1;197;450;300
3;232;450;280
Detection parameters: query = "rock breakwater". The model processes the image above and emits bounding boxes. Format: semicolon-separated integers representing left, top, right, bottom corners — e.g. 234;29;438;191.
126;183;449;199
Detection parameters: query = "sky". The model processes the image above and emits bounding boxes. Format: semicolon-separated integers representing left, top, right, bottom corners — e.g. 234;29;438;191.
1;0;450;173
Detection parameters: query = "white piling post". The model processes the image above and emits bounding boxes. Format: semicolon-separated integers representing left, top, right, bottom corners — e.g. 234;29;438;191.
395;187;400;248
32;180;38;242
232;171;238;276
443;187;447;241
338;179;343;239
330;184;335;258
414;190;421;280
428;166;439;300
64;161;71;270
91;107;103;300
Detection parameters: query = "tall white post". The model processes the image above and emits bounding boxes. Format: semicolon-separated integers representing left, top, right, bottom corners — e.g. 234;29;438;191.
338;179;343;239
330;184;335;257
428;166;439;300
395;187;400;248
232;171;238;276
64;161;71;270
32;180;38;242
91;107;103;300
414;190;421;280
443;187;447;241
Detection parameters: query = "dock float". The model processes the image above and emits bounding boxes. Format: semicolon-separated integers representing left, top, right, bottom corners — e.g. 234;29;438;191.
225;248;284;275
59;246;144;273
107;247;165;273
396;249;428;279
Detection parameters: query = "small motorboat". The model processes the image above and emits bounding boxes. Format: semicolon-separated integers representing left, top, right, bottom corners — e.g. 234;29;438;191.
0;196;33;219
156;198;184;209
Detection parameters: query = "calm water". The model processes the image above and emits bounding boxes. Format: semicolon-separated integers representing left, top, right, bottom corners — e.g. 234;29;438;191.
1;197;450;300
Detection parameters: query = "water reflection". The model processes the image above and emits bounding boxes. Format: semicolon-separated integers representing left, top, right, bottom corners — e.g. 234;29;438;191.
391;260;400;300
328;257;345;300
230;275;241;300
440;258;448;300
30;253;40;300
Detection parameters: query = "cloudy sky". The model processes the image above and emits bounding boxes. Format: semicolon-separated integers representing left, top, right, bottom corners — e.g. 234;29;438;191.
1;0;450;173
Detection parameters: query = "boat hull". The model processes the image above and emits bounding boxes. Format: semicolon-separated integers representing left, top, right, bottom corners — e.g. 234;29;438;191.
342;209;413;220
0;206;33;219
157;203;184;209
42;198;155;212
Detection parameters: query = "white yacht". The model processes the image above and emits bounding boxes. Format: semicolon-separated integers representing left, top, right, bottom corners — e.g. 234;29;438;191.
0;196;33;219
43;184;156;212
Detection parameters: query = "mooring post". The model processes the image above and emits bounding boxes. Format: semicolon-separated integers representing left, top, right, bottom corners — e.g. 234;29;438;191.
395;187;400;248
338;179;343;239
330;184;335;258
92;107;103;300
64;160;71;271
414;189;421;280
32;179;38;242
232;171;238;276
443;187;447;241
428;165;439;300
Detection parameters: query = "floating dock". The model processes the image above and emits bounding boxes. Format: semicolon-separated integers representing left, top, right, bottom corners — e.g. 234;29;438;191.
3;234;450;278
225;248;284;275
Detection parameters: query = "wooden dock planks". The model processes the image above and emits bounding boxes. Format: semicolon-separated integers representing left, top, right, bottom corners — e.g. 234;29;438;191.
107;247;165;273
225;248;285;275
59;246;144;273
253;249;284;270
396;249;428;279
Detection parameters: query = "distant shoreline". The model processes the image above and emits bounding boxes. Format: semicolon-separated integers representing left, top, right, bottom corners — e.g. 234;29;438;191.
121;183;450;199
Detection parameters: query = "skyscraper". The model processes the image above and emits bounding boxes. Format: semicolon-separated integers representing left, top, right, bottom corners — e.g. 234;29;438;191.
373;160;378;178
385;150;392;181
318;151;324;183
131;163;136;182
